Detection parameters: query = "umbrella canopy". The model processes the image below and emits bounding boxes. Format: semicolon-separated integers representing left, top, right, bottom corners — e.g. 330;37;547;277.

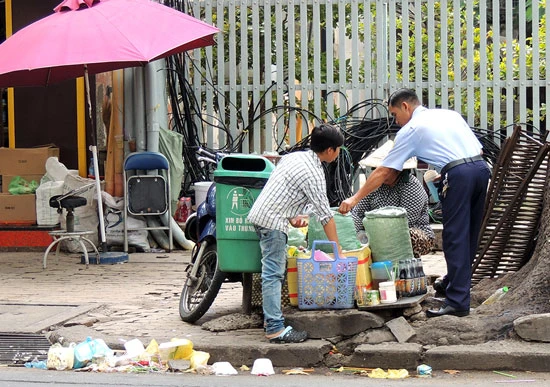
0;0;219;87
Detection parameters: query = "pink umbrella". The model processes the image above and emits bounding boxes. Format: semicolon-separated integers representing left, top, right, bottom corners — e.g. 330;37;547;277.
0;0;218;87
0;0;219;253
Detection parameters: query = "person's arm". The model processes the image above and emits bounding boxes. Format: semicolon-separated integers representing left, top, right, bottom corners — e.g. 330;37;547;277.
322;217;343;256
338;167;399;214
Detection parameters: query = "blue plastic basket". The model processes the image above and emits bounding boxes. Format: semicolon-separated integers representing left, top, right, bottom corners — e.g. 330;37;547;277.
297;240;358;310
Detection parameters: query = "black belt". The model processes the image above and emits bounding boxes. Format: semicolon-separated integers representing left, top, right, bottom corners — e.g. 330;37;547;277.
441;154;484;177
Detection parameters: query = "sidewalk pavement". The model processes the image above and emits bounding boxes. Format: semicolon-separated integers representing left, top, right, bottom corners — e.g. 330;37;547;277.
1;250;549;372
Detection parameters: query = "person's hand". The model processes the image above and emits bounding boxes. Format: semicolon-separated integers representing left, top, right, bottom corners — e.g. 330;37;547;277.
337;244;344;257
290;215;309;228
338;198;355;214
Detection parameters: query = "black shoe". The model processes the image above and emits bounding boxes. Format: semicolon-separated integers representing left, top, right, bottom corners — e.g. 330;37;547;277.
426;304;470;318
433;279;447;295
268;326;308;344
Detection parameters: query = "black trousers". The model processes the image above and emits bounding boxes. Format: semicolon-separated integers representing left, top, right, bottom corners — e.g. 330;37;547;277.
438;160;491;310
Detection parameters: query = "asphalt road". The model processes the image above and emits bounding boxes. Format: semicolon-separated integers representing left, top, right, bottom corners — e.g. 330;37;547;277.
1;367;549;386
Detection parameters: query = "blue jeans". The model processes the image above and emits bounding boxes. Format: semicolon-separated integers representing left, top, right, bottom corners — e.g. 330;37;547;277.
254;226;287;335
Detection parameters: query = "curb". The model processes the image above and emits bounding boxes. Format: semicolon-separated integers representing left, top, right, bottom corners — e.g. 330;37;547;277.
49;325;550;372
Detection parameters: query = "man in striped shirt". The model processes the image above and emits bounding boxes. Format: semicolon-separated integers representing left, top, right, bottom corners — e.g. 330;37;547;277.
248;124;344;343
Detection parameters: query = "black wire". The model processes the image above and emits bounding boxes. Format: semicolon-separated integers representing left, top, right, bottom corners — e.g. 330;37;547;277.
162;1;514;204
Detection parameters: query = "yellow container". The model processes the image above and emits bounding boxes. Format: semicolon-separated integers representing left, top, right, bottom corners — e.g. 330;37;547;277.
287;256;299;306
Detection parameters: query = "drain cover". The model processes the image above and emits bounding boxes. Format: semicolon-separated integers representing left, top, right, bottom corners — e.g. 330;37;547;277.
0;333;51;365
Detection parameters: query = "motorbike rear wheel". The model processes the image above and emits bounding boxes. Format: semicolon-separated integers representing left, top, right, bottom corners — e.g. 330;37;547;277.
179;242;225;323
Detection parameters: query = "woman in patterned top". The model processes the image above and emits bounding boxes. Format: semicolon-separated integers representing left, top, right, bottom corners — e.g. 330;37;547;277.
351;141;435;257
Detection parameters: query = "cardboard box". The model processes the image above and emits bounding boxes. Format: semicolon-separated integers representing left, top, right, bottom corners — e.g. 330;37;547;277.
0;194;37;224
2;174;43;193
0;146;59;176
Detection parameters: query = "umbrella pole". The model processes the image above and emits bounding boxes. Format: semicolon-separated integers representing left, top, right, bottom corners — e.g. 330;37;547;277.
84;66;107;251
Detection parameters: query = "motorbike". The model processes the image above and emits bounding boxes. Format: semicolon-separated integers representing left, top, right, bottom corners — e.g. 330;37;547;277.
179;182;242;323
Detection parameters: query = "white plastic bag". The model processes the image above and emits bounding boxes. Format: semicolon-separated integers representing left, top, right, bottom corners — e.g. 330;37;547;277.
59;174;99;252
35;180;64;226
102;191;149;250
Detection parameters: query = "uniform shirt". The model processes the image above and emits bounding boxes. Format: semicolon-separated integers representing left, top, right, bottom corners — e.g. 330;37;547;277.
383;106;483;171
351;173;435;240
247;150;333;234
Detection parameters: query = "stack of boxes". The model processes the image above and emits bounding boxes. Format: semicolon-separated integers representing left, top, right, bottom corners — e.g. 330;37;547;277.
0;146;59;224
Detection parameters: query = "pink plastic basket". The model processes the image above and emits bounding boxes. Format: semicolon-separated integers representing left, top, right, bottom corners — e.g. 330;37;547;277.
297;240;358;310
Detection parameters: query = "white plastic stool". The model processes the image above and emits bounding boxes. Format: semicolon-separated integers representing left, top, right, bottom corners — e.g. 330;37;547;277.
43;230;100;269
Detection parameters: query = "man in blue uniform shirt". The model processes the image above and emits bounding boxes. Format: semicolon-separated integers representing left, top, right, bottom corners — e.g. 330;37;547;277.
339;89;491;317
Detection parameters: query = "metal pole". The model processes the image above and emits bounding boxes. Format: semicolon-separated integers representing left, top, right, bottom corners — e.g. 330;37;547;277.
84;65;107;250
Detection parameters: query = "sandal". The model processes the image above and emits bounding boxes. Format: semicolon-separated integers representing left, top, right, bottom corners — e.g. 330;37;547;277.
268;326;308;344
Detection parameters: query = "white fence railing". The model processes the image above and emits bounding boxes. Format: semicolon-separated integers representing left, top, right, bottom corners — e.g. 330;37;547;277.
179;0;548;153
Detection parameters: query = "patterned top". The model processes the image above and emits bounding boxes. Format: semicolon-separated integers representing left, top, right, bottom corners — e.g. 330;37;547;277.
247;150;333;234
351;173;435;239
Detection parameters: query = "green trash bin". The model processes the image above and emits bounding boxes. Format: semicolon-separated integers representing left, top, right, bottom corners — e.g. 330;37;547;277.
214;154;275;272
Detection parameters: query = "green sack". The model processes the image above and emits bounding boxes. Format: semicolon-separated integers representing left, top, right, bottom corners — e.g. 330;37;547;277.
363;206;413;263
308;208;361;252
287;226;307;248
8;176;39;195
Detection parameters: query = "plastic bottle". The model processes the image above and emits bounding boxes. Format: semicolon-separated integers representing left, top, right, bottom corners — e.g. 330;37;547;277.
396;260;406;298
416;258;427;295
418;259;428;294
482;286;509;305
411;258;420;296
404;259;415;297
88;158;94;178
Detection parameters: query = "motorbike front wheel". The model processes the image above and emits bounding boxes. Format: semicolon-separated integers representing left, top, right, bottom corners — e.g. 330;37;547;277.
179;242;225;323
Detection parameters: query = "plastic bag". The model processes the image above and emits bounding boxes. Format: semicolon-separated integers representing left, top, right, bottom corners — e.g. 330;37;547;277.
287;226;307;247
308;209;361;252
363;206;413;263
8;176;39;195
141;339;160;362
188;350;210;371
158;338;194;363
73;337;114;369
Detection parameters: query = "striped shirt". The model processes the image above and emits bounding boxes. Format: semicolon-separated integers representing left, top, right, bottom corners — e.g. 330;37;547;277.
351;173;435;239
247;150;333;234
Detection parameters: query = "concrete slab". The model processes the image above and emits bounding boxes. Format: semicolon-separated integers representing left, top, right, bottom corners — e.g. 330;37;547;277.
425;341;550;372
0;303;97;333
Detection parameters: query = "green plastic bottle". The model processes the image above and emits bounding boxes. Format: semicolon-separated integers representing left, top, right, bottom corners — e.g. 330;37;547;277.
482;286;509;305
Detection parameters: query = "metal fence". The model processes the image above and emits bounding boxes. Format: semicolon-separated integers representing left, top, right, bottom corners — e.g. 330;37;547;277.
180;0;548;154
